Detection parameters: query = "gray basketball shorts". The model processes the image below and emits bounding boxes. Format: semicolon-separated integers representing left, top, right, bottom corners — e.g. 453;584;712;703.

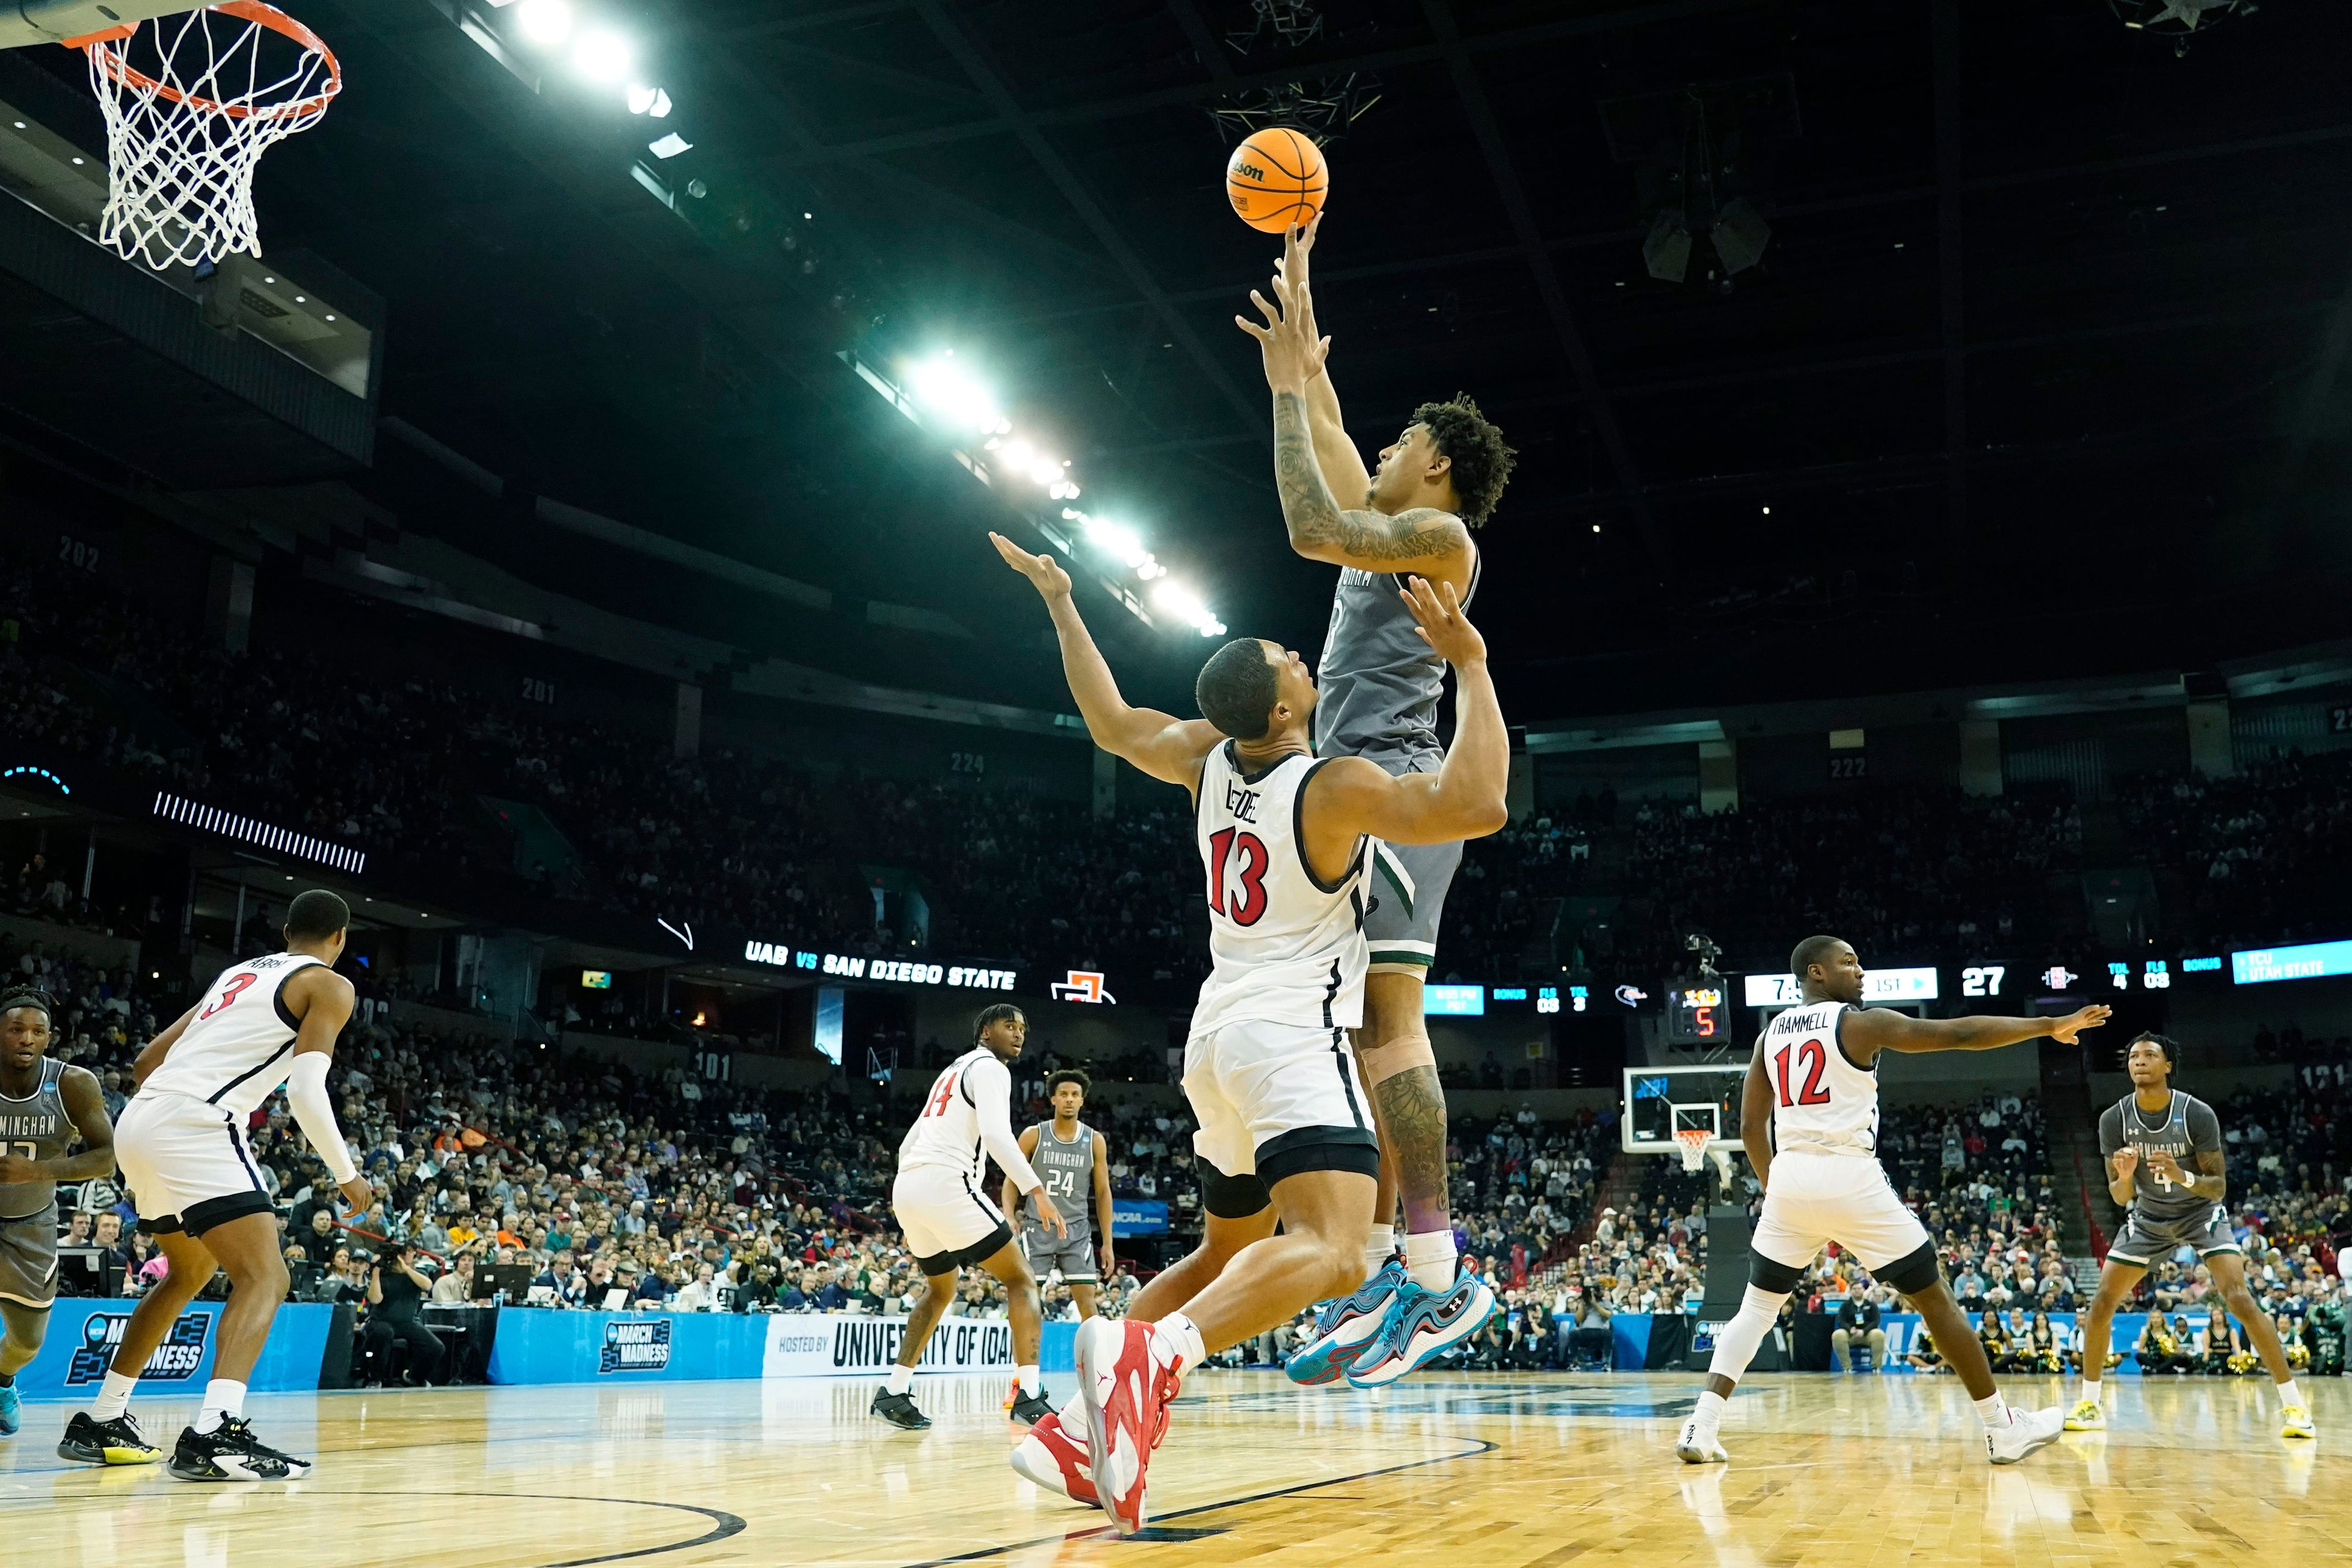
1021;1227;1098;1284
0;1202;60;1309
1366;838;1463;975
2106;1203;2240;1268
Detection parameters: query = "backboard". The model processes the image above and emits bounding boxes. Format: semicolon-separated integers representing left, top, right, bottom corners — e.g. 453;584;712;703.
1621;1062;1751;1154
0;2;202;49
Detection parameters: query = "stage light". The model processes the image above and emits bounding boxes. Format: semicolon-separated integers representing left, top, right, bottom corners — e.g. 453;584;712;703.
573;29;632;81
626;83;671;116
516;0;573;45
648;133;691;158
1028;460;1061;487
1003;439;1033;470
903;353;1004;437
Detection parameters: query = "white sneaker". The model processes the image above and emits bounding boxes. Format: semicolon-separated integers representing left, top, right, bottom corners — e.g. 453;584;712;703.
1986;1405;2063;1465
1675;1416;1728;1464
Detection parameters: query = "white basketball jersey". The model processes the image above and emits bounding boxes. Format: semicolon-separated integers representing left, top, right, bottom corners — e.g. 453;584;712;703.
1189;742;1368;1037
141;952;327;1117
899;1047;1010;1183
1758;999;1881;1156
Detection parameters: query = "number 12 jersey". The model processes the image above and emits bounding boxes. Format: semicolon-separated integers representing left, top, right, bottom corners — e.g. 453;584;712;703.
1188;742;1368;1038
1759;999;1881;1156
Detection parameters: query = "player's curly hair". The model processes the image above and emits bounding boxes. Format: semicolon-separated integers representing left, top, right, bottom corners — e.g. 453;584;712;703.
1413;392;1517;529
972;1002;1025;1043
0;986;55;1019
1047;1069;1091;1096
2128;1030;2180;1069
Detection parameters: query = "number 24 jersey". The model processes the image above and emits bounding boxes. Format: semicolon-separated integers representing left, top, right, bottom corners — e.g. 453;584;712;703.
1188;741;1369;1039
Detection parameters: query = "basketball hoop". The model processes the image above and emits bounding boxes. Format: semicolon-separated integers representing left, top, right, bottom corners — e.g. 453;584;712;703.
70;2;340;270
1674;1126;1712;1174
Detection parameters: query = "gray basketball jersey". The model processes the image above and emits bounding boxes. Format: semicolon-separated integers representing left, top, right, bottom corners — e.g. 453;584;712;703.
0;1057;74;1218
2098;1089;2223;1224
1024;1120;1096;1238
1314;544;1481;771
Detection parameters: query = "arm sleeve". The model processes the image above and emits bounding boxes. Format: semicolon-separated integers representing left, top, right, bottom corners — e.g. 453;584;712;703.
286;1052;358;1186
967;1057;1044;1196
2097;1104;2123;1160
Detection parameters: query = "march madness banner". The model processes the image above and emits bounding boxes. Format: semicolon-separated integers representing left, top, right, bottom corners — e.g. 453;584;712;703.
763;1313;1015;1378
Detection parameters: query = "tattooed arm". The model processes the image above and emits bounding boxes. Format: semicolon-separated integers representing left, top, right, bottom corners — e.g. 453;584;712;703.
1273;391;1470;572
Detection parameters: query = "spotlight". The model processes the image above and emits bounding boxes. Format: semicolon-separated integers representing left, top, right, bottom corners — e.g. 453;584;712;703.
515;0;572;45
1003;440;1033;470
648;133;692;159
626;84;672;116
903;354;1004;436
573;29;632;81
1028;460;1061;487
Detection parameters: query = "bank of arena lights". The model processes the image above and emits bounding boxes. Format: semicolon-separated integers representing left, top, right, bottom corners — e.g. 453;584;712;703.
494;0;674;120
153;793;366;875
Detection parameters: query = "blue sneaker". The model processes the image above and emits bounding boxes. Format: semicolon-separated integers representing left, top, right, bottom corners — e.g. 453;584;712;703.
1284;1257;1406;1386
1342;1273;1499;1388
0;1383;19;1437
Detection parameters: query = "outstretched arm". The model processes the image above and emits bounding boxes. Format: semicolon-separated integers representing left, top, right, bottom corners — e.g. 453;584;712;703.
990;533;1222;790
1239;272;1470;575
1843;1003;2110;1065
1301;576;1508;849
1275;218;1375;508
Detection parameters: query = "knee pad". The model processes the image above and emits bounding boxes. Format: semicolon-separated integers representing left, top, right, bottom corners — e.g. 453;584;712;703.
1355;1033;1436;1086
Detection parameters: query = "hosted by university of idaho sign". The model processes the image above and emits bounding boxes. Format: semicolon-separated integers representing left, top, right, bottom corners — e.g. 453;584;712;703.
764;1314;1014;1378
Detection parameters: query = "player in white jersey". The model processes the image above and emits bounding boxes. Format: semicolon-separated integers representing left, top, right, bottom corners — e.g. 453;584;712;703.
991;527;1508;1534
876;1002;1062;1431
1675;935;2107;1469
59;889;371;1482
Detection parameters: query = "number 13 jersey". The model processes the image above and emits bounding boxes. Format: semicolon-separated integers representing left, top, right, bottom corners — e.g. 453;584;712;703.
142;952;327;1116
1760;999;1881;1156
1189;742;1368;1038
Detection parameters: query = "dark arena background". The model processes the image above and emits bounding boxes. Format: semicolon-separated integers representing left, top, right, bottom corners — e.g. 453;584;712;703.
0;2;2347;1564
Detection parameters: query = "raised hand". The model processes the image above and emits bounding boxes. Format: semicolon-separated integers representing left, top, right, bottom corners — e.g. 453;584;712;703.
2048;1004;2111;1044
1235;274;1329;394
989;532;1073;601
1399;575;1487;668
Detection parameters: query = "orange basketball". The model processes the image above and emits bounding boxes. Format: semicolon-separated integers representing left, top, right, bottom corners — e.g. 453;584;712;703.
1226;128;1327;234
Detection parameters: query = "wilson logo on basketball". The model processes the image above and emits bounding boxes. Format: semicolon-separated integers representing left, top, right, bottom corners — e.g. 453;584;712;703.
1238;162;1266;181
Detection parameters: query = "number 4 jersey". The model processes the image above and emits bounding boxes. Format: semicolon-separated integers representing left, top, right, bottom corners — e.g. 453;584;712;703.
1188;741;1368;1038
141;952;327;1116
1759;999;1882;1156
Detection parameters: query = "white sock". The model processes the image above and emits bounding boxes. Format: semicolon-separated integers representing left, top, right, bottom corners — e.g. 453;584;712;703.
1404;1229;1458;1292
1362;1223;1395;1277
89;1369;136;1423
2079;1376;2100;1407
1690;1388;1727;1432
1975;1391;2011;1431
1155;1311;1207;1377
194;1379;245;1436
884;1364;913;1396
1017;1364;1041;1397
2278;1378;2303;1408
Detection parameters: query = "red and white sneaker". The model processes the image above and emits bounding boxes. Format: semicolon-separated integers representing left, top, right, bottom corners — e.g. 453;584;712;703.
1008;1409;1097;1504
1070;1316;1180;1537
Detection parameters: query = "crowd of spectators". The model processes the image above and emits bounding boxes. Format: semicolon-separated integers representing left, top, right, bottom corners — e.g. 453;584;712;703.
2120;750;2352;953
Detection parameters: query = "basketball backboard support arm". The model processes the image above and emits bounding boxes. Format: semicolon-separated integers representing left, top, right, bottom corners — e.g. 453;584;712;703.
0;2;204;50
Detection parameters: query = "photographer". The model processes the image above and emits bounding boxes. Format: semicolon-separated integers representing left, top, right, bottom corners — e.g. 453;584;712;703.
363;1242;448;1386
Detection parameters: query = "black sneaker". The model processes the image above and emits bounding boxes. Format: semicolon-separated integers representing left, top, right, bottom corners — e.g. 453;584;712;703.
167;1418;312;1482
1009;1390;1054;1427
871;1389;931;1430
58;1410;163;1466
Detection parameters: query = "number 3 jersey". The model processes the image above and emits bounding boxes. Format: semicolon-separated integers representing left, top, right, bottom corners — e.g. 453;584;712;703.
141;952;327;1116
1760;999;1882;1157
1188;741;1368;1039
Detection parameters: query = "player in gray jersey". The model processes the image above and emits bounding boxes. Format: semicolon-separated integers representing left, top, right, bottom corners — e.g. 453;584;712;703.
1001;1070;1115;1319
2067;1031;2313;1440
1238;216;1517;1381
0;988;119;1444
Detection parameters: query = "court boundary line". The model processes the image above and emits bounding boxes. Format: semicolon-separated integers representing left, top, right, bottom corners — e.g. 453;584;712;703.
897;1434;1501;1567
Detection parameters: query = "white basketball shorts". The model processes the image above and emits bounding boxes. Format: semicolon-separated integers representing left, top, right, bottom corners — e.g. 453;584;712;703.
891;1164;1012;1276
114;1091;276;1238
1183;1017;1380;1203
1750;1149;1931;1275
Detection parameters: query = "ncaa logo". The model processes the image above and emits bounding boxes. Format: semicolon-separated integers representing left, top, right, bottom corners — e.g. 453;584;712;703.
600;1317;672;1374
68;1310;210;1385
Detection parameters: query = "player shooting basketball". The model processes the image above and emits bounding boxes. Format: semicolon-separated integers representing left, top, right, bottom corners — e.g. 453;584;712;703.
1233;216;1517;1386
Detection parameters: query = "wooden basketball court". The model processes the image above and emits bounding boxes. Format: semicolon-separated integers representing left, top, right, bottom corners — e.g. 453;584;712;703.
0;1370;2337;1566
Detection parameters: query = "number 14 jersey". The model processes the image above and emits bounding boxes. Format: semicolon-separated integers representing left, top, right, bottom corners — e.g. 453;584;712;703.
1188;742;1368;1039
1760;999;1881;1157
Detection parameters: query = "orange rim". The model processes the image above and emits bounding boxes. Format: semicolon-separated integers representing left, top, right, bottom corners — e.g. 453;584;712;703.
77;2;339;123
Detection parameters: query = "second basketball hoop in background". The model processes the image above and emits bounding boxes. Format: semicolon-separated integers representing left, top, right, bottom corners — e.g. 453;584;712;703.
72;1;340;270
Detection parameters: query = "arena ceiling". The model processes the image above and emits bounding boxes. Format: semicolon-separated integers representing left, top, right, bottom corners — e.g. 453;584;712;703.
11;0;2352;721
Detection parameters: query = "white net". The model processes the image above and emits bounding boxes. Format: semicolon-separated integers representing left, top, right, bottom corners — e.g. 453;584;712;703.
81;2;339;271
1674;1127;1712;1173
